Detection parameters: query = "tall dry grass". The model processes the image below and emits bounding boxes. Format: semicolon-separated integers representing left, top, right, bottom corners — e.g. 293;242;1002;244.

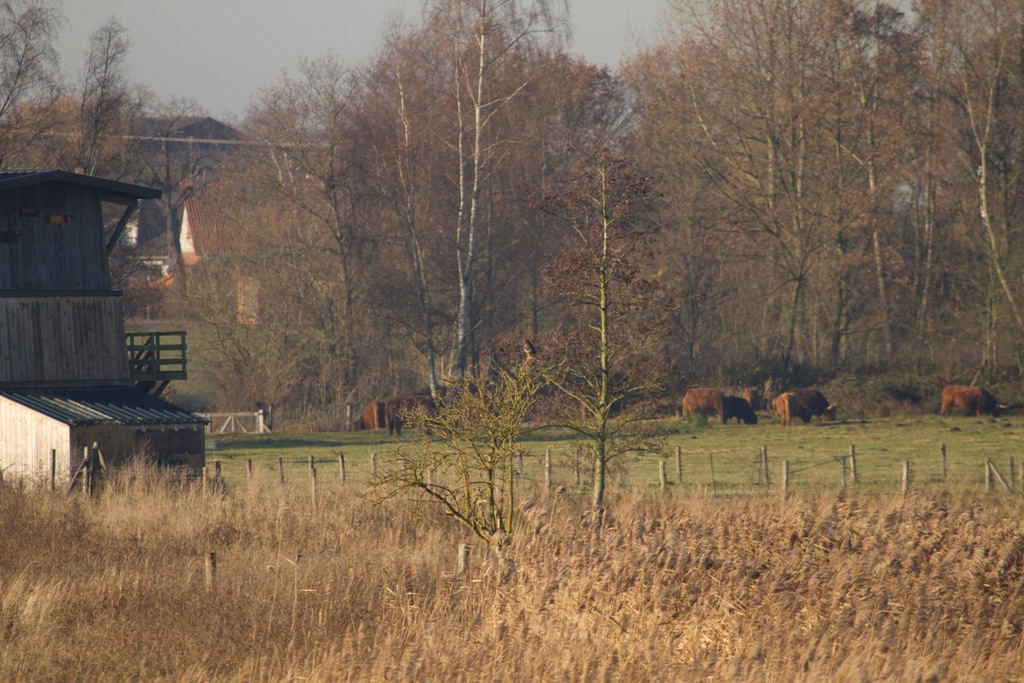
1;463;1023;681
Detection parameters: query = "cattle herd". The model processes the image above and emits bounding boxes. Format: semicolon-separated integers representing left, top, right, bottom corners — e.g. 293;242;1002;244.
351;385;1007;436
682;384;1007;426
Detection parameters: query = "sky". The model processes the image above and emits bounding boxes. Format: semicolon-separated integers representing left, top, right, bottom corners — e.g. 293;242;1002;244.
58;0;667;123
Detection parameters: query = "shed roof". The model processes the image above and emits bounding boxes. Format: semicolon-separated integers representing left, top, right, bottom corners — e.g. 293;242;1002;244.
0;388;207;427
0;170;161;201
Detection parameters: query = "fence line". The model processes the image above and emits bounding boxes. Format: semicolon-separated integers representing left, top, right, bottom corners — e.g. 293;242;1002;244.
95;440;1020;502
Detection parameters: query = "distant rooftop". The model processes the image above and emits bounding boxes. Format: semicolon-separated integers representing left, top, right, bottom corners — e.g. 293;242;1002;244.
137;116;242;143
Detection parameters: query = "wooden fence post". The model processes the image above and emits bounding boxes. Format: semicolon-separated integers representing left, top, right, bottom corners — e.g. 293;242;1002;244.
83;446;91;495
50;448;56;493
902;460;910;496
1010;457;1016;489
782;460;790;498
941;444;948;482
849;444;858;484
987;459;1011;492
278;457;285;486
458;543;470;574
545;448;552;494
708;453;717;497
205;551;217;593
202;465;209;495
256;409;265;433
986;459;993;492
371;453;378;477
840;455;847;489
675;446;682;484
659;459;667;492
757;446;764;485
760;445;770;486
310;465;318;510
339;453;346;485
247;458;253;485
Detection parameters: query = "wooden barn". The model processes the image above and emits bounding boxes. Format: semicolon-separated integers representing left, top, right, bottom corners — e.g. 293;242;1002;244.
0;170;206;485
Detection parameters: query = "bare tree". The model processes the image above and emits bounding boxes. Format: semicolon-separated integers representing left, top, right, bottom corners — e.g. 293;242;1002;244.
420;0;567;381
362;25;450;398
624;45;725;371
0;0;60;166
369;336;551;551
357;4;574;396
61;18;148;178
535;149;673;508
944;0;1024;364
245;56;372;397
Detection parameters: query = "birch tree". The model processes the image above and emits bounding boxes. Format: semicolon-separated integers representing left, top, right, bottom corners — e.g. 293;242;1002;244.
945;0;1024;366
423;0;566;381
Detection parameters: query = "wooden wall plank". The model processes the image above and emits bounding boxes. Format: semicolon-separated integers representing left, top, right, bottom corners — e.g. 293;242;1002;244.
0;295;131;385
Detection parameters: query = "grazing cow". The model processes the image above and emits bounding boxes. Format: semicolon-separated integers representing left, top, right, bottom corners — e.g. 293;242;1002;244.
787;388;836;421
742;388;764;413
939;385;1004;417
351;400;386;431
682;388;725;421
722;395;758;424
774;392;809;426
385;395;437;436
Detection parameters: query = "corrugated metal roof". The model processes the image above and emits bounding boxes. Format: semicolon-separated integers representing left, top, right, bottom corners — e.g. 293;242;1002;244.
0;387;208;427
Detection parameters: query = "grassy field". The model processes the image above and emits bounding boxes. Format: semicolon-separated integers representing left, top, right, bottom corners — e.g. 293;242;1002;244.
206;413;1024;497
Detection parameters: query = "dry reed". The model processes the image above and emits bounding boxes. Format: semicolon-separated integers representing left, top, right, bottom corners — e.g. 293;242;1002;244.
1;463;1022;681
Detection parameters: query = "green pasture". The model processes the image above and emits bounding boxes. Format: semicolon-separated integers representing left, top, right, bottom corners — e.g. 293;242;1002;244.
202;413;1024;498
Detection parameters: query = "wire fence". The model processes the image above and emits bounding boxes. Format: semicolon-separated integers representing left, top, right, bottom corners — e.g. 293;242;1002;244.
208;441;1023;500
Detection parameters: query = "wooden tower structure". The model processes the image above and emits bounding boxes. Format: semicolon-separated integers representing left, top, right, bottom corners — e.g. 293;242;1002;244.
0;170;206;484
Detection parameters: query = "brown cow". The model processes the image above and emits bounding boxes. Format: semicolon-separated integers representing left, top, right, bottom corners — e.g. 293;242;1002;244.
385;395;437;436
722;395;757;424
787;388;836;421
351;400;386;431
939;385;1004;417
682;388;725;421
774;392;808;426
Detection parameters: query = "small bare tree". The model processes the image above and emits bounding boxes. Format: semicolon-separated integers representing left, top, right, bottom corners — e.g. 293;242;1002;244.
368;336;550;550
535;149;675;508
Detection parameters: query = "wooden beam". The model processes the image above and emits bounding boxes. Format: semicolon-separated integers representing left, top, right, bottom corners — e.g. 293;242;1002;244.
105;201;139;256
